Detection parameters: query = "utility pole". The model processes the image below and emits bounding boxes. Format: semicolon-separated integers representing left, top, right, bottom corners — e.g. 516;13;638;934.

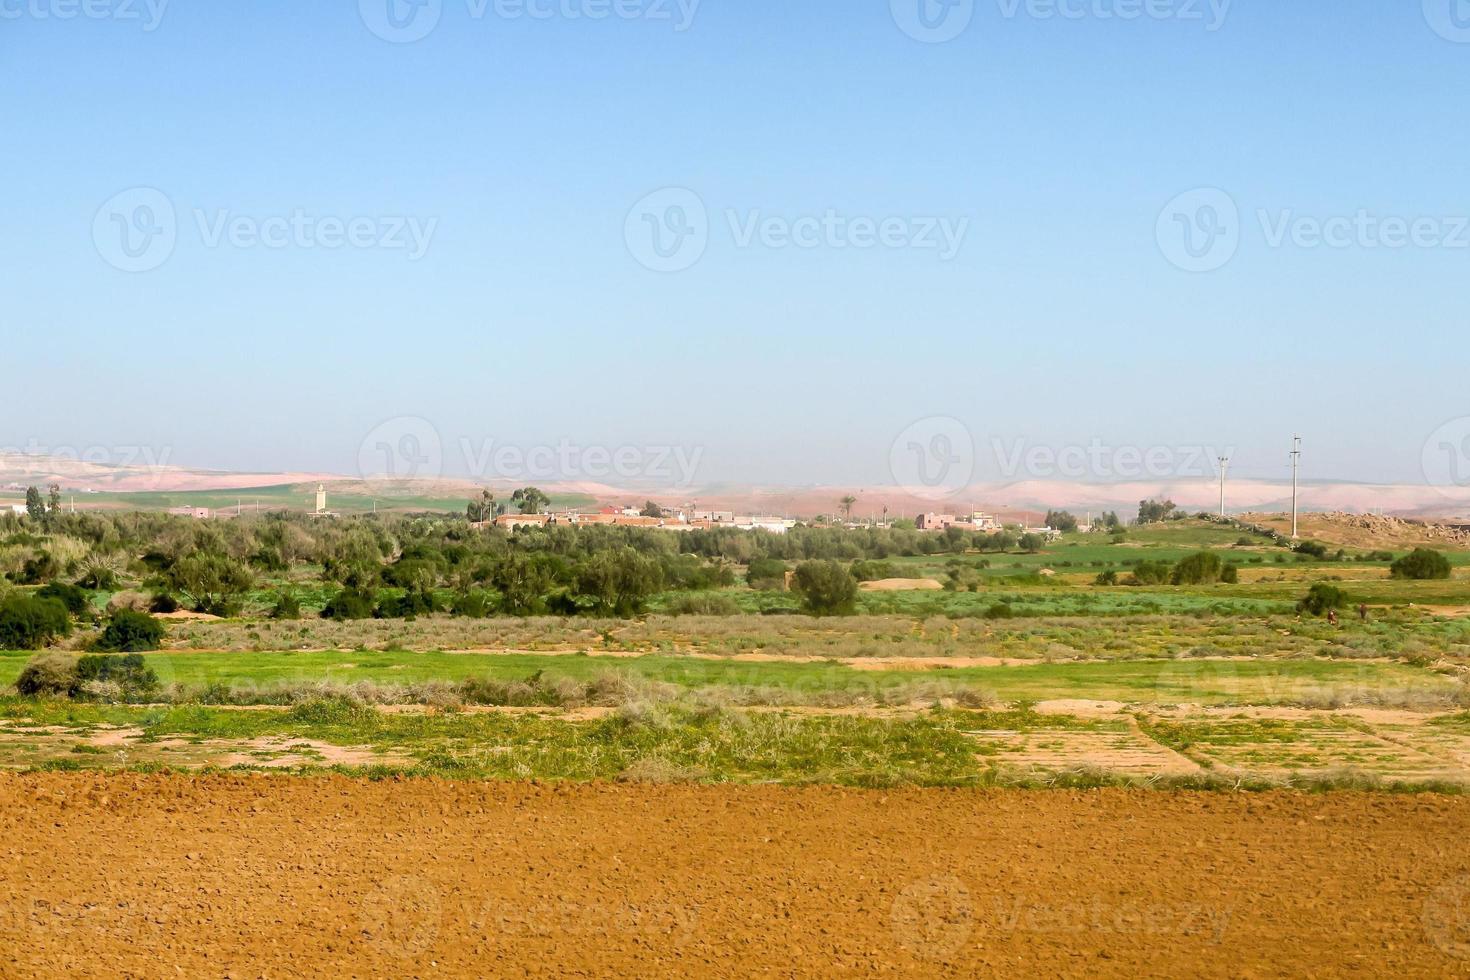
1218;457;1229;518
1290;436;1302;539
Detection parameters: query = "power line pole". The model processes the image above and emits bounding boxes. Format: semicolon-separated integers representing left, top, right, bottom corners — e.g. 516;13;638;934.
1290;436;1302;539
1218;457;1229;518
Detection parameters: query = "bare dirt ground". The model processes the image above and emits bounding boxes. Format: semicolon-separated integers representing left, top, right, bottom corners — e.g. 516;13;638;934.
2;776;1469;977
860;578;945;591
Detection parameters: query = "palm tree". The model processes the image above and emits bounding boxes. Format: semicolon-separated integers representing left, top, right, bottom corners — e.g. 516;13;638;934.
839;495;857;522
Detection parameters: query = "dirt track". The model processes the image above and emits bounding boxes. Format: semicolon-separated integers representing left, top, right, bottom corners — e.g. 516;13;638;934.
3;776;1469;977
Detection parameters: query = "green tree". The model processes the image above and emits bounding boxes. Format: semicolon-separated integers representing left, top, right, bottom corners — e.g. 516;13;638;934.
790;560;858;616
492;554;553;616
1390;548;1452;581
1018;533;1046;554
1137;499;1177;524
24;486;44;522
467;489;496;523
163;554;255;615
839;495;857;522
575;547;665;617
640;501;665;519
47;484;61;516
1044;510;1079;533
512;487;550;515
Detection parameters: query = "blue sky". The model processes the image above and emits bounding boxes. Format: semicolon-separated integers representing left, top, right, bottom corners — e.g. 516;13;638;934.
3;1;1467;489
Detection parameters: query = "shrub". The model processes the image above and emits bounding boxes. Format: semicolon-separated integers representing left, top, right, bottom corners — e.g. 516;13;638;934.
14;651;80;696
321;588;376;621
849;560;897;583
107;591;149;615
149;592;181;614
1390;549;1452;581
376;588;441;619
1094;570;1118;586
790;561;858;616
95;610;165;652
984;602;1016;620
75;653;159;698
270;592;302;620
1220;563;1240;584
1128;561;1172;586
1298;583;1348;617
450;591;492;618
746;558;789;590
665;593;741;616
0;595;72;650
1293;541;1329;560
1171;552;1224;586
36;583;91;617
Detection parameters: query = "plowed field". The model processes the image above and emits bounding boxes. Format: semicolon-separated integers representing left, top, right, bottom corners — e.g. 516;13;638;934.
2;775;1469;977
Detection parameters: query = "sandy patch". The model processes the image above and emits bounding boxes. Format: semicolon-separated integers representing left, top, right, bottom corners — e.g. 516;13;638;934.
859;578;944;592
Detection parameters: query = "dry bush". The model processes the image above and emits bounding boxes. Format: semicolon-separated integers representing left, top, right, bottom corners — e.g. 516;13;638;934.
15;652;80;697
106;591;149;615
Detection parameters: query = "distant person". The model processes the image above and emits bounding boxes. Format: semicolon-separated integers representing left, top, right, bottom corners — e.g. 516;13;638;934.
1358;604;1369;622
1328;609;1339;627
